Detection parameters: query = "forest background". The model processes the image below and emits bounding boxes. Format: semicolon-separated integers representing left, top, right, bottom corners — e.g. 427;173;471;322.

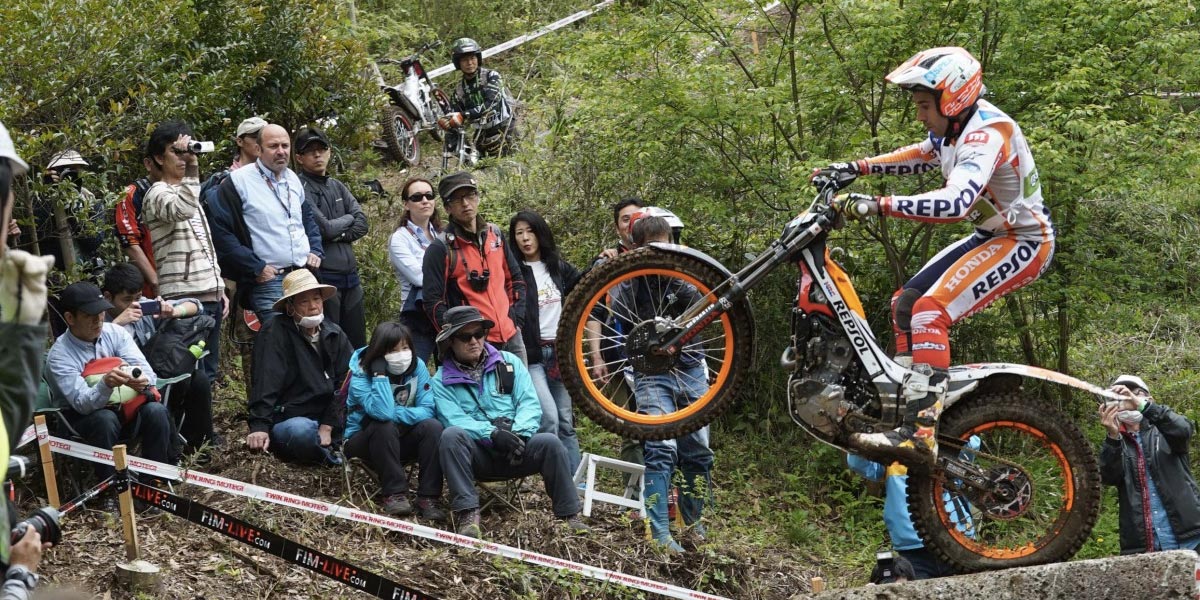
2;0;1199;597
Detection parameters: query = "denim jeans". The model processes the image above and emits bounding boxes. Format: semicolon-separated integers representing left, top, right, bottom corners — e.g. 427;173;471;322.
634;363;714;474
400;310;437;367
270;416;341;465
528;344;580;475
249;273;286;325
199;299;224;383
499;328;528;365
439;427;579;517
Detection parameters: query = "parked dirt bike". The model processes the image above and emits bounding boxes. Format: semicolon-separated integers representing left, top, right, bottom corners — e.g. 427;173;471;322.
557;171;1124;572
379;41;452;166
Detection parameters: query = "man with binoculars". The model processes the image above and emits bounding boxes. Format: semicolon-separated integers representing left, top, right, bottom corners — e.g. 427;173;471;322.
421;171;529;365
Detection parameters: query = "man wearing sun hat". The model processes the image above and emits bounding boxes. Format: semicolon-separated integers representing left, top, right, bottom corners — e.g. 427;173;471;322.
432;305;587;538
246;268;352;465
1098;374;1200;554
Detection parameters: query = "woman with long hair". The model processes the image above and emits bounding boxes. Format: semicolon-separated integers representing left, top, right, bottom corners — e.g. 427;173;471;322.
343;321;446;519
388;177;444;364
508;210;582;474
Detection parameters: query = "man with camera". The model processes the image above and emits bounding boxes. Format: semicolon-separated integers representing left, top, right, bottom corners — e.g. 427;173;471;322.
0;121;55;598
432;306;586;538
209;123;323;325
141;120;228;383
1099;375;1200;553
422;172;528;364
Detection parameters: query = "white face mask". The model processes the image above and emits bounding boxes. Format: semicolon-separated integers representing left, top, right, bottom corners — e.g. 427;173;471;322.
384;350;413;375
1117;410;1144;427
298;313;324;329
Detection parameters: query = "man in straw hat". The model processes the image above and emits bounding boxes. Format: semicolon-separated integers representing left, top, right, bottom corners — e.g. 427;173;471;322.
246;269;352;465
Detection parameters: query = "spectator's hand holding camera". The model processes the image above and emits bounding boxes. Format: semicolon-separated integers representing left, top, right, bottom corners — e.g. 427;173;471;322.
171;135;199;168
9;527;49;573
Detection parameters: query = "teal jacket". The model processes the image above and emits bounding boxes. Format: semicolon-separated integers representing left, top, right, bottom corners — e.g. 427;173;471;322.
343;347;434;441
433;345;541;441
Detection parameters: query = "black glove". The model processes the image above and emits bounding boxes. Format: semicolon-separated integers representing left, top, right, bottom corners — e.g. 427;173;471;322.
810;161;861;181
491;426;524;457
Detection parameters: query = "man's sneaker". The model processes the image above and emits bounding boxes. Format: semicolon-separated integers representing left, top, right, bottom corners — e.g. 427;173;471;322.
560;513;590;534
455;508;482;538
415;497;447;522
380;494;414;516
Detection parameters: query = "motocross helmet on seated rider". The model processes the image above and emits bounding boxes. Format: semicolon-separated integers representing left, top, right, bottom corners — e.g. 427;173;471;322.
818;47;1054;463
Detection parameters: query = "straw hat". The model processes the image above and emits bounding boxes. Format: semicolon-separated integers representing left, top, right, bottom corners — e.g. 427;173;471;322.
272;269;335;312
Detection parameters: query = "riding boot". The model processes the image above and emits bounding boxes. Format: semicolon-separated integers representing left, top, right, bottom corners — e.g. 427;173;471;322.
678;469;710;541
852;365;947;461
644;471;684;553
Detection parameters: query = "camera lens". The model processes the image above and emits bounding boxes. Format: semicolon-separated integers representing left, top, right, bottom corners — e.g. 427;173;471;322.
11;507;62;546
187;141;215;154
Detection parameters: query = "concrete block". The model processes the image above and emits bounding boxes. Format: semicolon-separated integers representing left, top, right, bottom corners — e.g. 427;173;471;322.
802;550;1199;600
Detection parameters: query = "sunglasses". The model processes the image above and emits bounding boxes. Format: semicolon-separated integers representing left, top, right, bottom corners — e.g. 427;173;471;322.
407;192;436;202
453;329;489;342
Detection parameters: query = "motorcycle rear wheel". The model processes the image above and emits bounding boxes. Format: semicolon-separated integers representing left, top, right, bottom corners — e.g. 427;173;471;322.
556;247;754;441
907;392;1101;572
381;106;420;166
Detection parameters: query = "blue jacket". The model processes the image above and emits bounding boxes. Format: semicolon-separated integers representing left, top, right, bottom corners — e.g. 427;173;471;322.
343;348;434;440
433;345;541;441
847;435;980;551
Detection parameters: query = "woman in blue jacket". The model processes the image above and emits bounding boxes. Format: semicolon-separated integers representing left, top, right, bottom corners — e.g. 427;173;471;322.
344;321;447;520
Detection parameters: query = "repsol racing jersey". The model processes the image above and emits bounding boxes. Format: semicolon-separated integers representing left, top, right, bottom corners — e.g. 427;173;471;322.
856;100;1053;243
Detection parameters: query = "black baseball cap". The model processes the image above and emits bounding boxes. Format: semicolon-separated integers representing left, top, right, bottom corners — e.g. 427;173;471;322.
437;171;478;202
294;126;330;153
60;281;114;315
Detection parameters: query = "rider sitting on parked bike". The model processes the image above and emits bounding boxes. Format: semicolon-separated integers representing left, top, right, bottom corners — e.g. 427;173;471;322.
813;47;1054;460
439;37;519;156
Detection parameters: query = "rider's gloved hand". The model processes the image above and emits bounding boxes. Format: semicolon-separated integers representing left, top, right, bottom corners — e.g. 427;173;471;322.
810;161;862;181
834;193;879;220
437;112;464;130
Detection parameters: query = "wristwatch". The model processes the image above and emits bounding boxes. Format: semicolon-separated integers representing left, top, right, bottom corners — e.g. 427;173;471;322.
5;565;38;590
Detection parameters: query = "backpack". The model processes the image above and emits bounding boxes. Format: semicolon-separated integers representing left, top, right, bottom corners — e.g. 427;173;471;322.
443;223;505;281
141;315;216;379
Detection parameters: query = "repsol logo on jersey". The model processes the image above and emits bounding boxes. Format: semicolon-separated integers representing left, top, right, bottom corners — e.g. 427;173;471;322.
942;243;1005;292
894;179;984;219
869;163;936;176
970;243;1036;300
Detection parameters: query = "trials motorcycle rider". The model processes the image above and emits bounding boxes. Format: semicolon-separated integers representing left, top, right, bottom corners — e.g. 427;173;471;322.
439;38;519;156
812;47;1054;460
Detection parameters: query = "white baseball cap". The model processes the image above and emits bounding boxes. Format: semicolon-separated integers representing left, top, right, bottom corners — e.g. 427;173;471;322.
1112;374;1150;394
0;122;30;176
236;117;268;138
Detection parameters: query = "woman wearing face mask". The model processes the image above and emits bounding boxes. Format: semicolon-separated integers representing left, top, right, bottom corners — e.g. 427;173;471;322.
508;211;583;474
343;321;447;519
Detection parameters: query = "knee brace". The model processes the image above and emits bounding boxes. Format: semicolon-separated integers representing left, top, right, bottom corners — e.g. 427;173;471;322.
892;288;923;332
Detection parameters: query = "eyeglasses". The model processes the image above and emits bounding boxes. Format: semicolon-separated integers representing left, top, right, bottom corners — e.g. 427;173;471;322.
407;192;436;203
453;329;489;342
447;191;480;204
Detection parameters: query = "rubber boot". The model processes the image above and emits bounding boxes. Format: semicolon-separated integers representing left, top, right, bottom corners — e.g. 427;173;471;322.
679;470;710;541
643;471;684;553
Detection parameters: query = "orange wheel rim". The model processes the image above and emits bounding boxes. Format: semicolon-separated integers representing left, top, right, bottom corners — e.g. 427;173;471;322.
935;421;1075;559
571;268;734;425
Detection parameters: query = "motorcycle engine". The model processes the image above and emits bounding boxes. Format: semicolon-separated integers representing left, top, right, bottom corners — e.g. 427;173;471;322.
784;310;875;438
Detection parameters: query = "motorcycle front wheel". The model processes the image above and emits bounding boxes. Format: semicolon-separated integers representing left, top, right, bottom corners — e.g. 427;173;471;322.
556;247;754;441
907;392;1101;572
380;106;420;166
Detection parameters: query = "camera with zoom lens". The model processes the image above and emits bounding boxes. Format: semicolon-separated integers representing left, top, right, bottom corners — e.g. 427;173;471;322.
187;141;215;154
10;508;61;547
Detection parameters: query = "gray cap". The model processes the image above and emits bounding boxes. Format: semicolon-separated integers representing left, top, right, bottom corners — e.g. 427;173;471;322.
437;171;478;202
0;122;30;176
236;117;268;138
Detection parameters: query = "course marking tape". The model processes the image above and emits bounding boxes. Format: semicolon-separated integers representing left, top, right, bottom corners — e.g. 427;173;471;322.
426;0;615;80
16;424;36;449
37;430;729;600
